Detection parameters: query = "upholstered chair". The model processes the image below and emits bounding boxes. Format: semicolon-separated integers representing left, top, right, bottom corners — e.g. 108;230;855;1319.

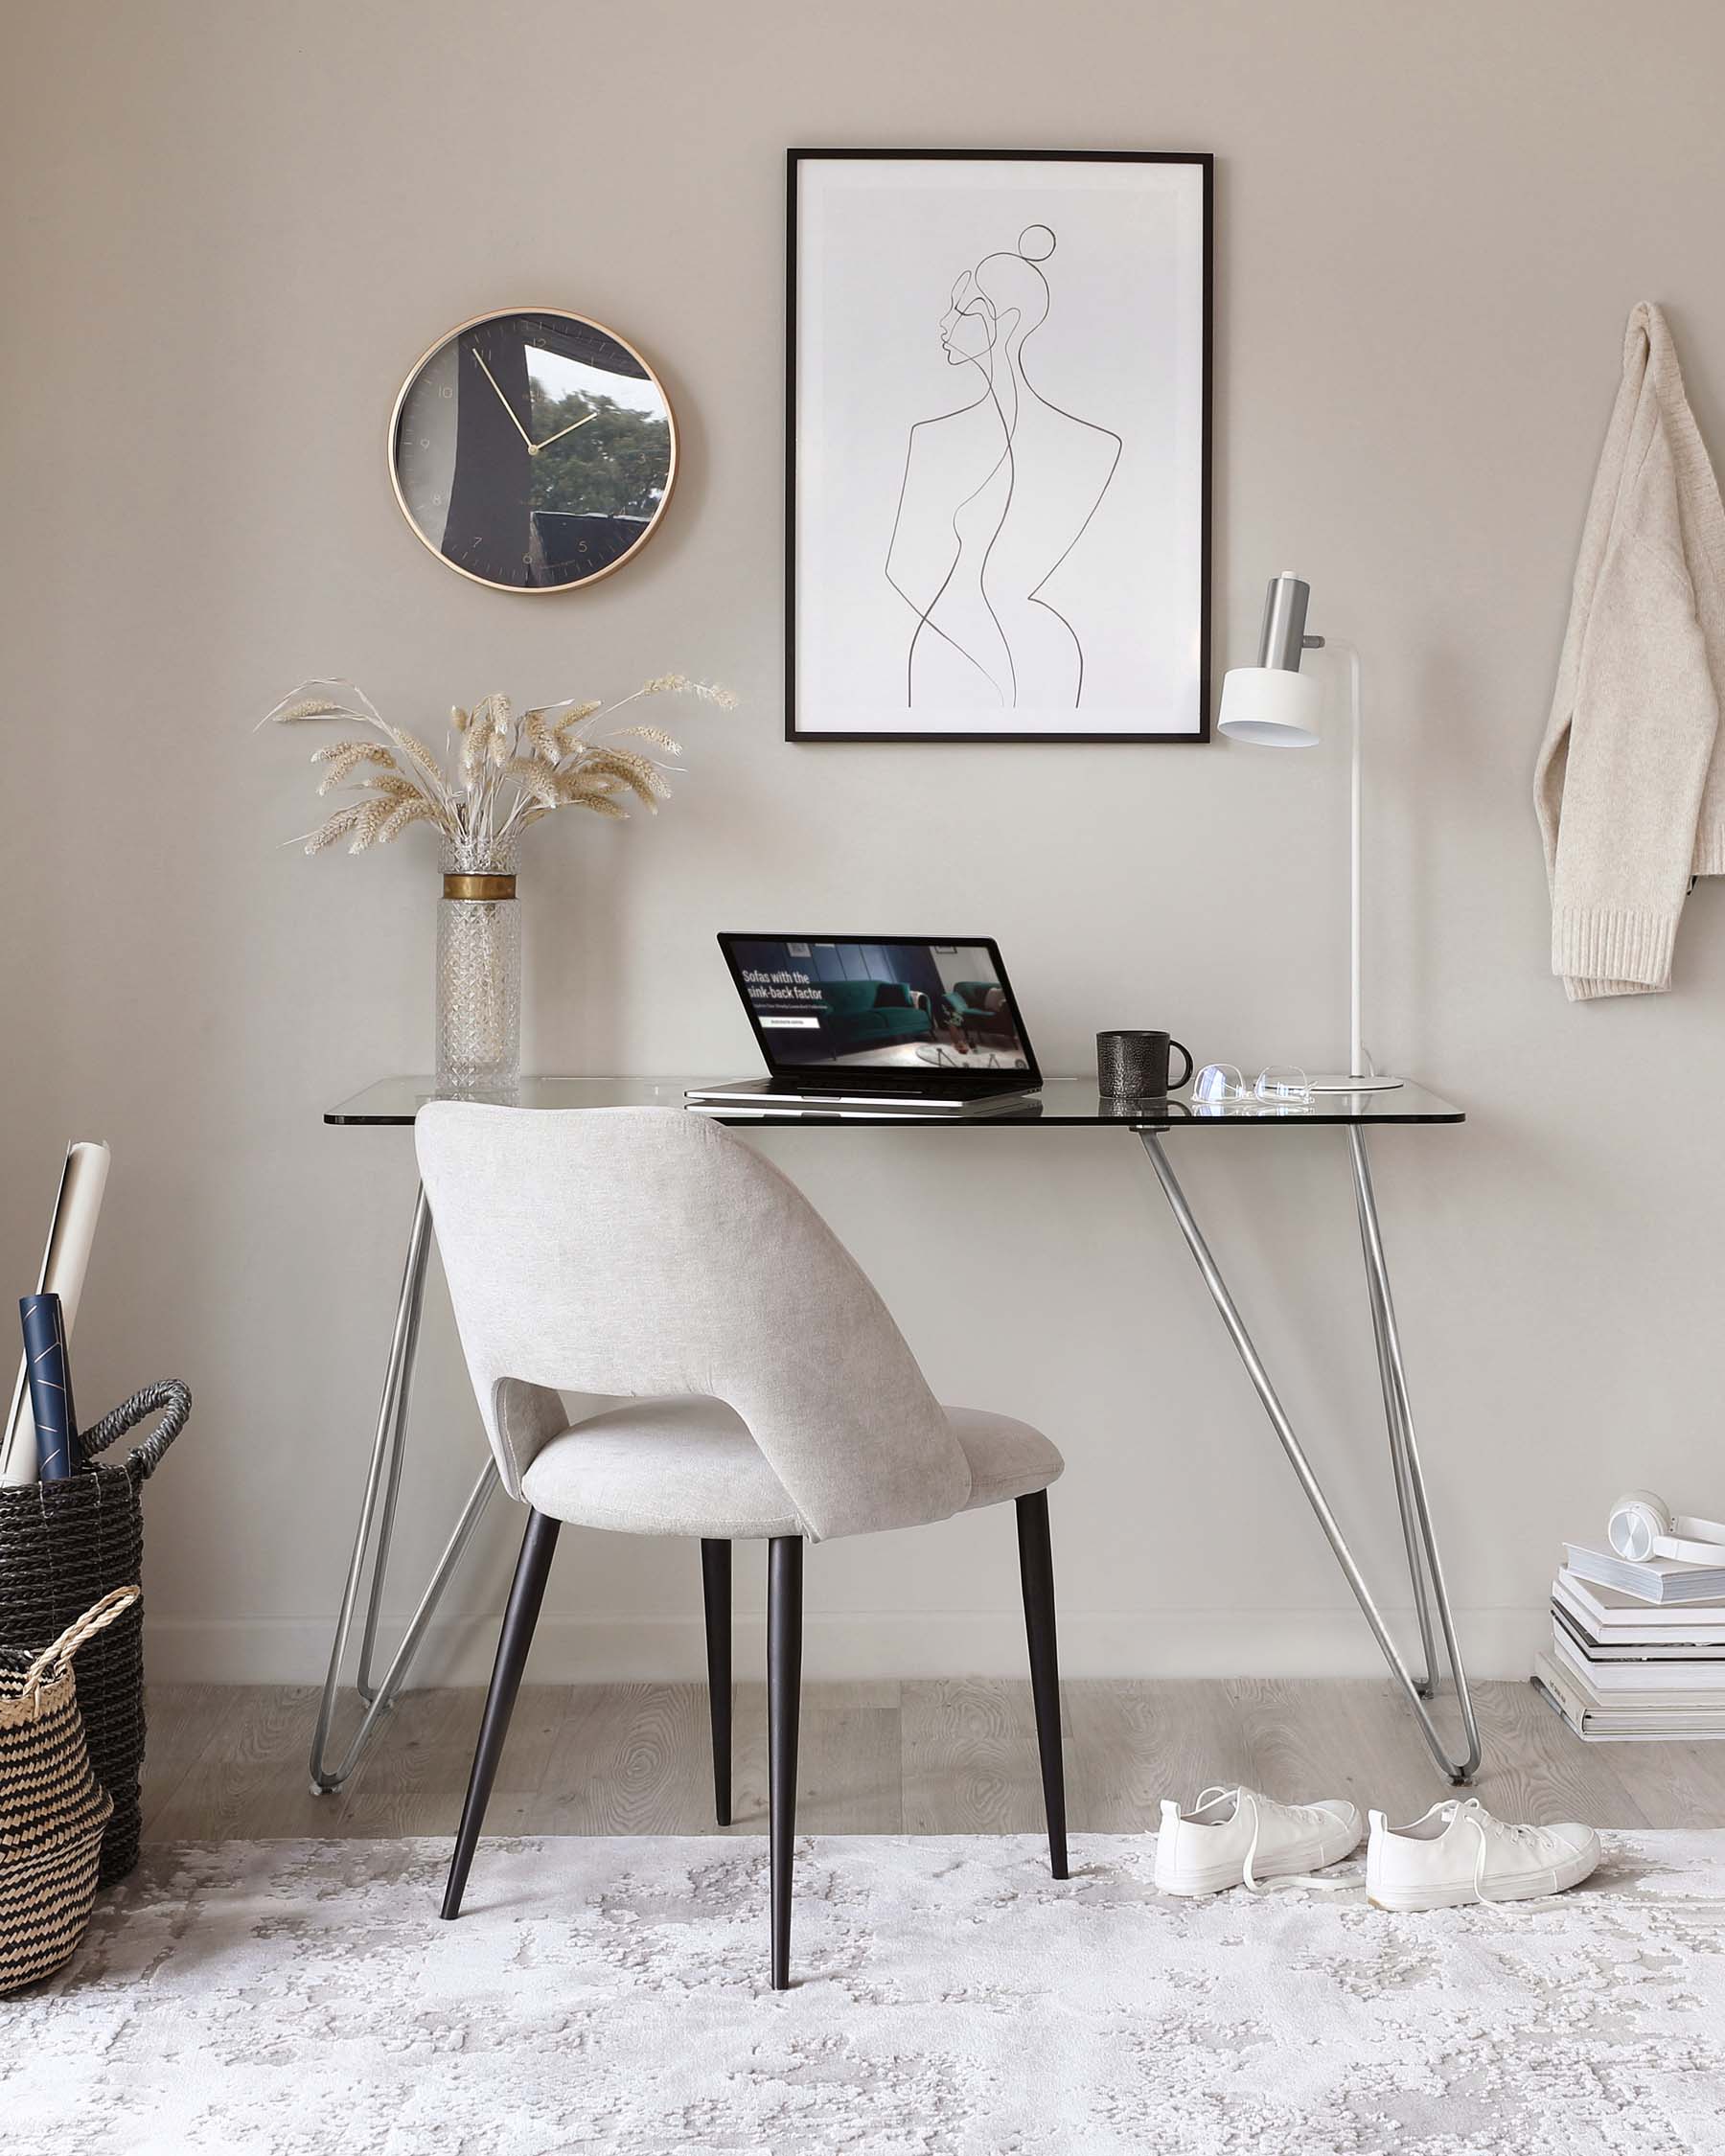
416;1103;1068;1988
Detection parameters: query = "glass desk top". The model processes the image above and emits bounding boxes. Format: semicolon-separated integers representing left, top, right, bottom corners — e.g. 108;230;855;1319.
327;1076;1463;1129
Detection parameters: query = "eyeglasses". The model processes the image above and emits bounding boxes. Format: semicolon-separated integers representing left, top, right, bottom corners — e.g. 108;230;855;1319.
1192;1063;1315;1108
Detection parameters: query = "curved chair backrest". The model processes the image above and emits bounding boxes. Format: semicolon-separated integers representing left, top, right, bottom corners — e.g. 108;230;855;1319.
415;1104;973;1543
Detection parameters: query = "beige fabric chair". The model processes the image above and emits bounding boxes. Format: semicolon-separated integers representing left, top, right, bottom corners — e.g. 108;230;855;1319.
417;1103;1068;1988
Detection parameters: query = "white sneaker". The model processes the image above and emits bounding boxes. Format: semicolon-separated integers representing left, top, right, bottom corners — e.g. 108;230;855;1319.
1366;1797;1600;1910
1154;1784;1363;1895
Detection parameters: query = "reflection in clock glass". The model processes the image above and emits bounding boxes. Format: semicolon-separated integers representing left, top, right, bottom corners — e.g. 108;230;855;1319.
391;312;674;591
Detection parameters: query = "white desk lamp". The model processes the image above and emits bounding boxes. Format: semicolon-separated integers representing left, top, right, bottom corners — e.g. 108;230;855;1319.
1217;572;1402;1092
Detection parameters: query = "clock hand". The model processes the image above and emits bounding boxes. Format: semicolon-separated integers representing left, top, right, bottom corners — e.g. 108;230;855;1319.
532;408;600;453
471;347;536;452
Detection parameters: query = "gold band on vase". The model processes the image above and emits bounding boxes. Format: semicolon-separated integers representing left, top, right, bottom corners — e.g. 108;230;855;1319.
442;873;517;902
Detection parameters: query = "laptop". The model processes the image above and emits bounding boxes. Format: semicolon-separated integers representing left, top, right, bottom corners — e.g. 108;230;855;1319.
687;936;1042;1115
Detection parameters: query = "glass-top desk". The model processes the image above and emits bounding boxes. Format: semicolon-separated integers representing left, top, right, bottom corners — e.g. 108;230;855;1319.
311;1075;1477;1797
327;1073;1464;1128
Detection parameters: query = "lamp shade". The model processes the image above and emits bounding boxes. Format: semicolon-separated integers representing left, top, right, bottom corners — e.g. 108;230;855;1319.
1217;665;1322;747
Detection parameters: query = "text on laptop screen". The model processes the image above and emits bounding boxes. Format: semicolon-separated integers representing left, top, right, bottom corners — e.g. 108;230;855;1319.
725;939;1031;1074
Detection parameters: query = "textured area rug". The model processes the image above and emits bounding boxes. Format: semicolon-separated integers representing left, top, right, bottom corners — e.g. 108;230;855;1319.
6;1833;1725;2154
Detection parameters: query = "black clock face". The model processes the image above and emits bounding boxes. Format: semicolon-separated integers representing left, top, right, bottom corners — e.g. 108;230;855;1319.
389;310;676;591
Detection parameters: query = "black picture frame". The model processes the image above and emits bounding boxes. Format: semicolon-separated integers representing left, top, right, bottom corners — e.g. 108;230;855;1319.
786;148;1213;745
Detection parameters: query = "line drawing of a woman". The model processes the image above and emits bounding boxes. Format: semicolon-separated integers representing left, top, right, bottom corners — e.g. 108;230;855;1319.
884;225;1123;712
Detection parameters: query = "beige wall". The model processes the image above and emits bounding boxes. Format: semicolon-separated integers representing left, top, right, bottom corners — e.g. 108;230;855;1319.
7;0;1725;1686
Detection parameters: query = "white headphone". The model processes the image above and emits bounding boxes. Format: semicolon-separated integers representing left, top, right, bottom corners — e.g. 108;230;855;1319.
1607;1490;1725;1566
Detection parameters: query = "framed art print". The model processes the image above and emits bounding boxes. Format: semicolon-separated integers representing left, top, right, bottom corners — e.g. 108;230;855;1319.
787;149;1211;744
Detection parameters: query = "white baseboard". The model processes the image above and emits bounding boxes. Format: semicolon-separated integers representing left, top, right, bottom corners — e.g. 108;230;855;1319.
144;1606;1548;1687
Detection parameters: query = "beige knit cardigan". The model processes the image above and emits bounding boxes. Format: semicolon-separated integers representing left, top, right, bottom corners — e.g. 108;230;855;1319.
1535;303;1725;999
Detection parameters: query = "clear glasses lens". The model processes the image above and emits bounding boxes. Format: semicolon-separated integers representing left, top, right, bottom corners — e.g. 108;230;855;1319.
1192;1062;1313;1110
1193;1063;1248;1105
1254;1066;1314;1104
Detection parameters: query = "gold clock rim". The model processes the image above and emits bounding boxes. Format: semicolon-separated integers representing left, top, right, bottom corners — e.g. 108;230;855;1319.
385;304;679;596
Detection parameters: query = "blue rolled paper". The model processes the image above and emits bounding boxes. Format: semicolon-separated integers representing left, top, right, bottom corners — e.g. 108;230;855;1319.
20;1293;79;1481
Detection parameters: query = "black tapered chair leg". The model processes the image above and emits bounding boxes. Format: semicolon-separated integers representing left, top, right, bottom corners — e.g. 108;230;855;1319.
1016;1490;1069;1881
442;1505;561;1920
701;1538;733;1825
768;1534;804;1989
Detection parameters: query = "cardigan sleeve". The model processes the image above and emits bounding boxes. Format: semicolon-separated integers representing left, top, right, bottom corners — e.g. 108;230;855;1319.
1543;496;1717;999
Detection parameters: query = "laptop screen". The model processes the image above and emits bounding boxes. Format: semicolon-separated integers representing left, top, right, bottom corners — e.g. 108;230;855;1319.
718;936;1038;1087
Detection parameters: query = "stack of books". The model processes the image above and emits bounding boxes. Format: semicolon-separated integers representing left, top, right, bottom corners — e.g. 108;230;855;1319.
1534;1543;1725;1740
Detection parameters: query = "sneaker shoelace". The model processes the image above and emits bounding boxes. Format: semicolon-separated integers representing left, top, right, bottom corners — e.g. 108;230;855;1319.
1191;1786;1353;1896
1440;1797;1554;1907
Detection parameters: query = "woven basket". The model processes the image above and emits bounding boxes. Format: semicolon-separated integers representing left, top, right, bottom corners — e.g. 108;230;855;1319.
0;1587;140;1995
0;1383;189;1886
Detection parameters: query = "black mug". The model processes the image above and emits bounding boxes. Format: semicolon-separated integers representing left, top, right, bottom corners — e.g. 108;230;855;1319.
1096;1030;1194;1099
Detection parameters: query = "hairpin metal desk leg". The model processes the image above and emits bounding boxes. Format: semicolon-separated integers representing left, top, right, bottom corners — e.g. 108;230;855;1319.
1348;1129;1481;1779
1138;1131;1481;1785
309;1184;499;1795
1357;1166;1438;1698
352;1191;430;1709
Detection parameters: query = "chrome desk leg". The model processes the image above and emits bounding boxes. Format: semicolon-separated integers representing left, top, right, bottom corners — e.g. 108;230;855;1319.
1348;1128;1481;1779
354;1214;423;1709
1138;1132;1481;1784
1355;1146;1438;1697
309;1184;500;1795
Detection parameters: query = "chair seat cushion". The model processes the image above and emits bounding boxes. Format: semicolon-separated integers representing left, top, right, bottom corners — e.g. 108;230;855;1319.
518;1396;1063;1542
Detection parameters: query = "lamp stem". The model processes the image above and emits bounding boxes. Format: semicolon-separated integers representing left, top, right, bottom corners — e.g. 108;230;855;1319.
1302;637;1400;1093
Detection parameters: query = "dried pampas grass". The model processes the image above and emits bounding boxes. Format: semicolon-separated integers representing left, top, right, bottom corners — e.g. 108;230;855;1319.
379;797;439;844
300;803;364;855
638;676;740;709
264;671;735;862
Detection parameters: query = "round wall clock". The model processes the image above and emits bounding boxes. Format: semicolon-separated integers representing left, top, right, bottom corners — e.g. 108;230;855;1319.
388;308;678;592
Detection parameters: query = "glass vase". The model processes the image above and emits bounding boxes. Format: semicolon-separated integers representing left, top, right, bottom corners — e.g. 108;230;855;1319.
435;842;520;1100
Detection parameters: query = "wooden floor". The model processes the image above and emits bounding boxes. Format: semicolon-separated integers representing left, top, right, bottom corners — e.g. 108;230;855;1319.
141;1678;1725;1841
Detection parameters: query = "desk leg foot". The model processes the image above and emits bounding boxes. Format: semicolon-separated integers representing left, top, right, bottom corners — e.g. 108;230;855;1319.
1138;1132;1482;1785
